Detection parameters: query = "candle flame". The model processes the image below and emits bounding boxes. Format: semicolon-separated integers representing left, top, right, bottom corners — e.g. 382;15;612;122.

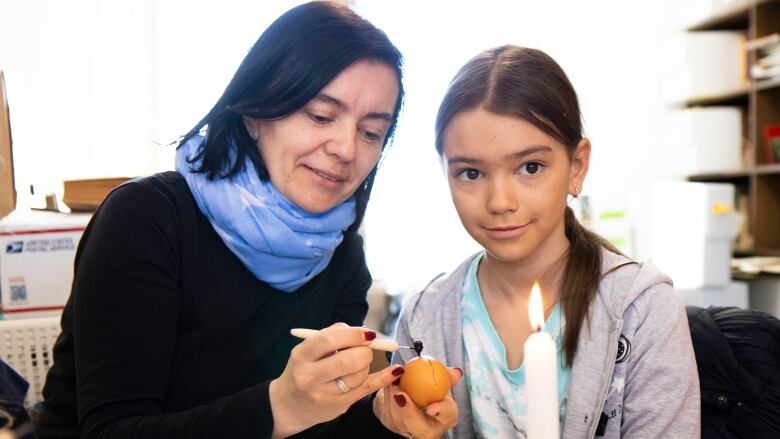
529;281;545;331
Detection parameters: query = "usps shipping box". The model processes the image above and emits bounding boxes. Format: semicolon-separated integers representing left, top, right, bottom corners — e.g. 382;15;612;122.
0;210;91;319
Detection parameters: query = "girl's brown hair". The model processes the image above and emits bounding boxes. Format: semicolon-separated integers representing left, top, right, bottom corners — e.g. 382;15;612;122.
435;45;619;366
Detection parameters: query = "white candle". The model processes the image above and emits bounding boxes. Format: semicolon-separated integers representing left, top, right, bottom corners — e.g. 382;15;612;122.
524;281;560;439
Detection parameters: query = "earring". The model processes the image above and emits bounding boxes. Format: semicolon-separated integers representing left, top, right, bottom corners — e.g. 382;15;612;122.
573;187;580;199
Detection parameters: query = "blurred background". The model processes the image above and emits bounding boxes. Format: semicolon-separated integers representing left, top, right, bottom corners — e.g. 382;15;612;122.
0;0;778;351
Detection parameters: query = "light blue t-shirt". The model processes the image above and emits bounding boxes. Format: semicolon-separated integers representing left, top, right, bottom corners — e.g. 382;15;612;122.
462;253;571;438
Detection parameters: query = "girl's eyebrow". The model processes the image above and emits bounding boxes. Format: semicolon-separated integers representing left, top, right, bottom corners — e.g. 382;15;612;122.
447;145;553;165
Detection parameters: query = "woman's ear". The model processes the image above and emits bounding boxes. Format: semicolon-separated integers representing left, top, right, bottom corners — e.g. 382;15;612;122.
243;116;260;141
569;137;591;196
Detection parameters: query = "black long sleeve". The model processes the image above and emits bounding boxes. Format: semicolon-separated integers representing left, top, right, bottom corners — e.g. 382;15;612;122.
37;172;385;438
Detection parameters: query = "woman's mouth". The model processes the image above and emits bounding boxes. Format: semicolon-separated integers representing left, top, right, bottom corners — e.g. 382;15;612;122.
305;165;346;186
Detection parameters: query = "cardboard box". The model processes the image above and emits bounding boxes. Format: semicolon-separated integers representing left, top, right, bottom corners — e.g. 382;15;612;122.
0;70;15;219
667;107;743;174
0;209;91;319
650;182;739;289
684;32;747;99
677;281;749;309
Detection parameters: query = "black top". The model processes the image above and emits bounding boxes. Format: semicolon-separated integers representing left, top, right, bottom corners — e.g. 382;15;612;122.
686;306;780;438
36;172;396;439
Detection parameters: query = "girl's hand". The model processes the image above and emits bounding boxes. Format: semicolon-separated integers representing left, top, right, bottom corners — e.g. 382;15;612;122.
373;367;463;439
269;323;402;438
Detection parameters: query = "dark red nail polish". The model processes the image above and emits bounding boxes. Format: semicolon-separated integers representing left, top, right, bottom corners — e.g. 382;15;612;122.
394;394;406;407
364;330;377;341
392;378;401;386
392;366;405;377
455;367;464;378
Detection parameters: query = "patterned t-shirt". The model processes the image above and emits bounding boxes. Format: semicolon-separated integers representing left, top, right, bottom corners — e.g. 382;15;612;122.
462;253;570;438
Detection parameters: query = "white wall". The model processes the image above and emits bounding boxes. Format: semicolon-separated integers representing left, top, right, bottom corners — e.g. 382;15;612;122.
359;0;685;292
1;0;689;290
0;0;158;203
0;0;305;205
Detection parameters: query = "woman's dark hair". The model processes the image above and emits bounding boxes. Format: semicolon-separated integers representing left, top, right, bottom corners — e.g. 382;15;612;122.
180;1;404;231
435;45;619;366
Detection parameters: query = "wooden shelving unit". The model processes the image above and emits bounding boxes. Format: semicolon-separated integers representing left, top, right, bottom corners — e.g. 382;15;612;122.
685;0;780;257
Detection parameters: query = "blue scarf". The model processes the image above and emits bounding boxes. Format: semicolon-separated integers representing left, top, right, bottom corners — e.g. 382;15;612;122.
175;135;356;292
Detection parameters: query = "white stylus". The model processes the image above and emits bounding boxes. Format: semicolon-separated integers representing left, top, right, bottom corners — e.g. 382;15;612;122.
290;328;411;352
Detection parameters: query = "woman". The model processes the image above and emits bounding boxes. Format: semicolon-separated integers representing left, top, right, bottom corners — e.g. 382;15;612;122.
391;45;700;438
36;3;458;438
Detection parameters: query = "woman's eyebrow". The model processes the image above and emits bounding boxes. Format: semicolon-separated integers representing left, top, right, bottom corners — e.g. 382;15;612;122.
314;94;393;122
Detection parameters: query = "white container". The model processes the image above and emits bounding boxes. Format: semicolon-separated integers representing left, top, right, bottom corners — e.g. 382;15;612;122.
667;107;742;174
677;281;749;309
650;182;739;289
676;31;747;100
748;277;780;318
0;316;61;404
0;209;90;318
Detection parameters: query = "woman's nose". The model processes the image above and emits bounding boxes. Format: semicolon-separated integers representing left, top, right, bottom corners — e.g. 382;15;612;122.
323;126;357;162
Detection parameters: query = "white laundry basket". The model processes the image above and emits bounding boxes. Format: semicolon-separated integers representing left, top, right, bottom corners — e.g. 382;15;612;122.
0;316;61;405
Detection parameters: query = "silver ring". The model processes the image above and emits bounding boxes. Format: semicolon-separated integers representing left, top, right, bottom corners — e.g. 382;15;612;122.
335;378;350;393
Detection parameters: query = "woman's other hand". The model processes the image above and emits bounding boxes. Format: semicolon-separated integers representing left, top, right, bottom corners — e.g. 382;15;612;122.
373;367;463;439
269;324;402;438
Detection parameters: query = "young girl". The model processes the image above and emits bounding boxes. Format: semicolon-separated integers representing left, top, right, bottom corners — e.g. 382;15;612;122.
390;46;700;438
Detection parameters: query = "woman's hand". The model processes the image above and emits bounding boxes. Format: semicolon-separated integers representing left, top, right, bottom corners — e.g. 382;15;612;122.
373;367;463;439
269;324;402;438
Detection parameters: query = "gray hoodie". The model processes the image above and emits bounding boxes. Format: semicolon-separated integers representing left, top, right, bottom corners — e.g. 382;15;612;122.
391;249;700;438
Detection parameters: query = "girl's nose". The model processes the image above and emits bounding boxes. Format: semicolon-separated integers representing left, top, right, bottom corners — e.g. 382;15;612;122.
486;176;519;214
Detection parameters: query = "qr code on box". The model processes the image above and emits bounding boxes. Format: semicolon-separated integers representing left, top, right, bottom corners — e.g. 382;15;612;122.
10;284;28;304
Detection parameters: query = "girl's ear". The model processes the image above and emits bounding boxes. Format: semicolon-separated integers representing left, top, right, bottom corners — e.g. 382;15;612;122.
243;116;260;141
569;137;591;197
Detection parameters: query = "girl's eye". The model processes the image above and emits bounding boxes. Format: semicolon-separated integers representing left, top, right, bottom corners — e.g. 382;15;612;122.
519;162;544;176
456;168;483;181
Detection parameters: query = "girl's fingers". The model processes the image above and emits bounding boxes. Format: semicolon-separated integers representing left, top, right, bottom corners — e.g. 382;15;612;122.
447;366;464;385
390;389;459;436
424;394;459;428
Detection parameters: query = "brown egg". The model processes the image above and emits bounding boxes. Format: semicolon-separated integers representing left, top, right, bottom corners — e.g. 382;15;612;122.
399;355;452;407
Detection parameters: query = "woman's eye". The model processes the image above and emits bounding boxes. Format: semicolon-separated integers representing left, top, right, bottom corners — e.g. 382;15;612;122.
456;168;483;181
308;113;332;124
362;129;383;143
519;162;544;176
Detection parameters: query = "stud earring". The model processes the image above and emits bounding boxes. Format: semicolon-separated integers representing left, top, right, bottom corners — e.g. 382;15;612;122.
573;187;580;199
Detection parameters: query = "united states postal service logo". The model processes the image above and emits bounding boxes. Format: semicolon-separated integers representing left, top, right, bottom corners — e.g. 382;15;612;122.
5;241;23;253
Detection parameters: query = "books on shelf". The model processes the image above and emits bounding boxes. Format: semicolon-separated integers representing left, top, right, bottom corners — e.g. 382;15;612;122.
747;33;780;81
765;125;780;164
732;256;780;278
62;177;132;212
746;33;780;51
